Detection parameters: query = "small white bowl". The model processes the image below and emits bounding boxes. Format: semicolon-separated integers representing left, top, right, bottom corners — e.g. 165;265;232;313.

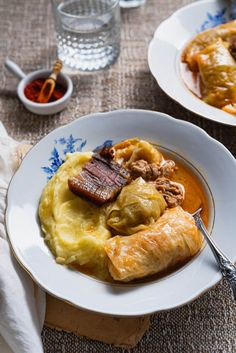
5;59;73;115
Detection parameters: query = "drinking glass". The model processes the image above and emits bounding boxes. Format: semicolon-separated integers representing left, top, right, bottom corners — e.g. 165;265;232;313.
51;0;121;71
119;0;146;8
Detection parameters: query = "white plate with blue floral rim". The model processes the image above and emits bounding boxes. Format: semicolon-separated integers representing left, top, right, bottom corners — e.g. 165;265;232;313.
148;0;236;126
5;109;236;316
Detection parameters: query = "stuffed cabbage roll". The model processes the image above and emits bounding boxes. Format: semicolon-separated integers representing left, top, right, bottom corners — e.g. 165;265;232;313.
107;178;166;235
196;39;236;109
113;138;163;166
105;206;202;282
182;20;236;71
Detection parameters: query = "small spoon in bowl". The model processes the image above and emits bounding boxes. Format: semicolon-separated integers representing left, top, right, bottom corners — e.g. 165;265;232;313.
192;208;236;300
37;59;63;103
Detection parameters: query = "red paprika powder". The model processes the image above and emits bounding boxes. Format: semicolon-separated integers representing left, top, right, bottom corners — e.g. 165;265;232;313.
24;78;66;103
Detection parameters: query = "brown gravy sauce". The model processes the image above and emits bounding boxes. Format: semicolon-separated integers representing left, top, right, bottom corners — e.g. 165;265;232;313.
71;151;210;284
168;155;209;228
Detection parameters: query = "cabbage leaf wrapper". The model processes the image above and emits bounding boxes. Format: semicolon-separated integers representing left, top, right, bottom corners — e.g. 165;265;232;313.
105;206;203;282
113;139;163;166
182;20;236;71
197;38;236;108
107;178;166;235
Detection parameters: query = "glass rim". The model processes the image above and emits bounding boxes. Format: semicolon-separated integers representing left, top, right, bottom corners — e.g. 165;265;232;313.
57;0;120;19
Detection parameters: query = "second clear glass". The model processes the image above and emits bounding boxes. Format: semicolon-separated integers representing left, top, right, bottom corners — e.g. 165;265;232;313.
51;0;121;72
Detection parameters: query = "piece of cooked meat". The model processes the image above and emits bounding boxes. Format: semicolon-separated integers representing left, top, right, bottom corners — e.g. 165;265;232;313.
99;146;115;160
68;152;131;206
130;159;176;181
151;177;185;208
160;160;176;178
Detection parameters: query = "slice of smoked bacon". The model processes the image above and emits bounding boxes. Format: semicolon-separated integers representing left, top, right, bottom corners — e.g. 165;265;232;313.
68;151;130;206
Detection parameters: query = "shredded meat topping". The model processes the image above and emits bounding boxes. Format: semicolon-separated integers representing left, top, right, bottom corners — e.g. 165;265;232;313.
130;159;176;181
151;177;185;208
160;160;176;178
99;146;115;160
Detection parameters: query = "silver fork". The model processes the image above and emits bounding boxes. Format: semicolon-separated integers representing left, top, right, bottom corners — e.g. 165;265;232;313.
192;208;236;300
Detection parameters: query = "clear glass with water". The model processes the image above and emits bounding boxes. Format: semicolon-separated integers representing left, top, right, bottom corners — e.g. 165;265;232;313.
51;0;121;71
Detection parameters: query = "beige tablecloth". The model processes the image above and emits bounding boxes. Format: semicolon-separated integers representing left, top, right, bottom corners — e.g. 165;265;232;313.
1;0;236;352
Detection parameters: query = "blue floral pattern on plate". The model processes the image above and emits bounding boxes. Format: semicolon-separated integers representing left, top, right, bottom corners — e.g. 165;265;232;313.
42;137;115;180
199;8;227;32
199;5;236;32
42;135;87;180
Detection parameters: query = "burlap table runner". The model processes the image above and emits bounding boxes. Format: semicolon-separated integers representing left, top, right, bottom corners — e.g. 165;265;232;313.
1;0;236;351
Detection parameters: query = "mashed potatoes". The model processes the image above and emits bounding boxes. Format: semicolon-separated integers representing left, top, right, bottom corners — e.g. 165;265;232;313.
38;139;206;283
39;152;112;280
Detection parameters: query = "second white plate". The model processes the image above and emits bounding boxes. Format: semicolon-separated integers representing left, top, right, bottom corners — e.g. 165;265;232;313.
148;0;236;126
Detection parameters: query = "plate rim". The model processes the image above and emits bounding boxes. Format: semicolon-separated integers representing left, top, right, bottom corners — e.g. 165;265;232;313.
5;109;236;316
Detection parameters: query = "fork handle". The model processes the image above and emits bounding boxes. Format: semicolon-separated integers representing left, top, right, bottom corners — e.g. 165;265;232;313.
194;214;236;300
217;257;236;300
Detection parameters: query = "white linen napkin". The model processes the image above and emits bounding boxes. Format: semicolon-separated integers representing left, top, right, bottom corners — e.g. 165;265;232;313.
0;122;46;353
